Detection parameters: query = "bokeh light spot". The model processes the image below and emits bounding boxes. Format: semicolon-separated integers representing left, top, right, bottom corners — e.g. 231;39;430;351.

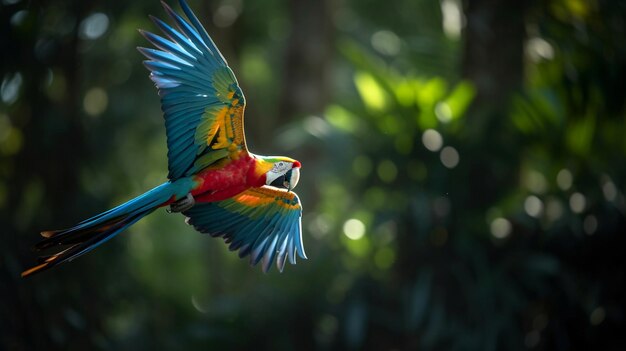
490;217;512;239
527;37;555;61
377;159;398;183
80;13;109;40
440;146;459;169
308;214;331;239
343;219;366;240
524;195;544;218
569;192;586;213
556;169;573;190
525;170;548;194
435;102;452;123
422;129;443;152
441;0;463;39
303;116;331;138
583;215;597;235
214;4;240;28
191;295;208;314
590;307;606;326
546;197;564;222
84;87;108;116
371;30;401;56
10;10;28;27
1;72;23;104
601;176;618;201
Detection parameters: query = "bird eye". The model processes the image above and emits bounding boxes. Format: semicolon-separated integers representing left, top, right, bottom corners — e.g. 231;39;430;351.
278;162;284;166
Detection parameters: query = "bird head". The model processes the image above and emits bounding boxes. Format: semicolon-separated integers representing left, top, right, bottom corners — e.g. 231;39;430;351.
262;157;301;191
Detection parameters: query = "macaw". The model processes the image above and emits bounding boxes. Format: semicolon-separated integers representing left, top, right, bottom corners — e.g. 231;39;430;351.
22;0;306;277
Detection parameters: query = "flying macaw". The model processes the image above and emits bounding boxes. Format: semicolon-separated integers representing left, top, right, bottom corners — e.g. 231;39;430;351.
22;0;306;277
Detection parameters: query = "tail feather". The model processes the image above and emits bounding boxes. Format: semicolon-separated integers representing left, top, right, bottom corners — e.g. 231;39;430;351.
22;180;193;277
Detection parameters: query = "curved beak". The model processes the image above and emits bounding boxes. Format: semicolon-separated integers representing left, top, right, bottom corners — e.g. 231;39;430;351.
285;167;301;192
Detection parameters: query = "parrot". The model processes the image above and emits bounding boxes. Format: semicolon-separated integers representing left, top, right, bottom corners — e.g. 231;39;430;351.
21;0;306;277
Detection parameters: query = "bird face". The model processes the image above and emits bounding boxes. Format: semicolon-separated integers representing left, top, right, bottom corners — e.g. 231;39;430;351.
265;160;301;191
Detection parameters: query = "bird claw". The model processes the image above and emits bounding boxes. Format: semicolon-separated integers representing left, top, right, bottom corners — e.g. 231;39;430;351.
168;193;195;213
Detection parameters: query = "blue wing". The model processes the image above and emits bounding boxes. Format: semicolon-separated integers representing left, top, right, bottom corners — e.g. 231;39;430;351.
183;187;307;272
139;0;247;180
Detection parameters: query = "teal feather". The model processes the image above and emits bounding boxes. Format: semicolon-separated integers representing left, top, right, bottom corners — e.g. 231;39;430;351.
178;0;227;65
25;178;196;276
183;189;305;272
139;30;195;61
161;2;209;56
149;16;201;55
139;0;243;179
137;47;193;67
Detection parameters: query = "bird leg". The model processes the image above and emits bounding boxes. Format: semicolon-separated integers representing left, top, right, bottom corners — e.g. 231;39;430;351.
168;193;195;213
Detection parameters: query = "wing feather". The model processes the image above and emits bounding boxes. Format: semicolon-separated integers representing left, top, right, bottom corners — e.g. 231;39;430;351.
178;0;228;65
140;0;247;180
183;187;306;272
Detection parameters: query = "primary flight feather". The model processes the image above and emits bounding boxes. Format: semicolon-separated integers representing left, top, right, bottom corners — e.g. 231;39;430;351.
22;0;306;277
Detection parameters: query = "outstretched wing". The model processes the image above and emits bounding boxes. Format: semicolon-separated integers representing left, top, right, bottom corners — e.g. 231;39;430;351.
183;187;307;272
139;0;247;180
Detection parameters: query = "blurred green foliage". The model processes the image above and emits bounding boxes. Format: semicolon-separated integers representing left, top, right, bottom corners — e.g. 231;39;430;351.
1;0;625;350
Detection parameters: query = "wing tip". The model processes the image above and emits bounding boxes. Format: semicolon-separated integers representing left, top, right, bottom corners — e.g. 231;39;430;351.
161;0;176;16
137;28;152;42
149;14;171;34
178;0;192;13
276;253;287;273
136;46;150;56
21;262;50;278
148;14;160;27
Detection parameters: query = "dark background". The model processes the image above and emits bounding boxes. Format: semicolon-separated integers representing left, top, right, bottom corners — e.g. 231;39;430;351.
1;0;625;350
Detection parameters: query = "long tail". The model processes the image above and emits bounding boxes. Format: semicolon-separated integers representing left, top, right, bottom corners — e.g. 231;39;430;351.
22;180;192;277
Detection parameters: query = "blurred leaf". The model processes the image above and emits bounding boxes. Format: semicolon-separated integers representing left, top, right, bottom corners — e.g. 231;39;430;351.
415;77;447;108
395;79;416;107
415;77;447;129
354;71;389;112
443;81;476;121
325;104;360;133
566;113;596;155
